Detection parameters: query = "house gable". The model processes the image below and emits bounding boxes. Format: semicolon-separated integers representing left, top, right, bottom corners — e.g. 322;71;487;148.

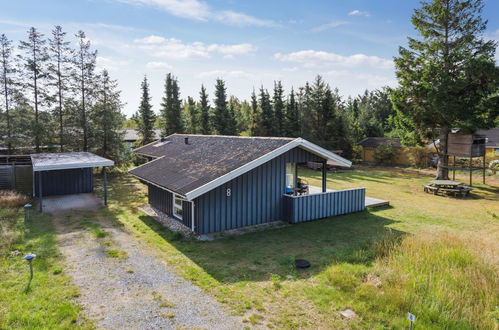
193;146;324;234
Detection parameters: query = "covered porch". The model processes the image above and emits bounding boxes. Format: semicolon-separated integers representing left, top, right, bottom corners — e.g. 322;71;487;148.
283;161;388;223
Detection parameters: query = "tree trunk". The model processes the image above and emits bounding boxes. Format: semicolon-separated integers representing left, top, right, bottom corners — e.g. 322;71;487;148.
436;127;450;180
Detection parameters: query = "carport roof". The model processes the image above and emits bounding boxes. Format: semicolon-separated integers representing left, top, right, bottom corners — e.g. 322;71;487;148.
31;152;114;171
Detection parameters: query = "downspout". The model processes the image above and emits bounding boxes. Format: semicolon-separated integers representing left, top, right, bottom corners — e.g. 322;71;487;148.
191;200;195;233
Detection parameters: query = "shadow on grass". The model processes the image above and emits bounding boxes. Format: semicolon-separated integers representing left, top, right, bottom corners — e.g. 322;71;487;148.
137;210;405;283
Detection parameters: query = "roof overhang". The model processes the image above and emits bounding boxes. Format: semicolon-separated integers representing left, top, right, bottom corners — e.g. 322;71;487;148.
31;152;114;172
183;138;351;200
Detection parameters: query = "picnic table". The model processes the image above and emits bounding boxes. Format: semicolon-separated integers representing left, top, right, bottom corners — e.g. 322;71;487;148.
423;180;471;197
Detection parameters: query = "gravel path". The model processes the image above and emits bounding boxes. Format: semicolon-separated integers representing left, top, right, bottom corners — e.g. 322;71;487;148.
55;216;243;329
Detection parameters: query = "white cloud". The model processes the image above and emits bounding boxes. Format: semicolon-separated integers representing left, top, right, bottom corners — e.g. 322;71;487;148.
215;11;280;28
348;10;370;17
146;61;173;69
197;70;254;79
274;50;393;69
311;21;348;33
134;35;256;59
134;35;166;44
117;0;210;20
115;0;278;27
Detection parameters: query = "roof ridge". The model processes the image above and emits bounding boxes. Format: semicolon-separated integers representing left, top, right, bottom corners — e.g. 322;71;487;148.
171;133;294;140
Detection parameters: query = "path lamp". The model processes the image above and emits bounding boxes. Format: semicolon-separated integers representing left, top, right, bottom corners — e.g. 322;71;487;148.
23;253;36;280
24;204;32;224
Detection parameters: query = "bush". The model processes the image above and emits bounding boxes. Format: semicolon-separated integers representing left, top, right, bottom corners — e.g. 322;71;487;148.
0;190;29;207
489;160;499;174
409;146;429;168
373;144;400;165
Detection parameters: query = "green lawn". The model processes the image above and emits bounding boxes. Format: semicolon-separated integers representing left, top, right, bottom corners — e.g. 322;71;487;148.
0;206;92;329
96;168;498;329
1;167;497;329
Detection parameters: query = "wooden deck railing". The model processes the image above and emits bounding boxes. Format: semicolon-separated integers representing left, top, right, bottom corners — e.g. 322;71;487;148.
283;188;365;223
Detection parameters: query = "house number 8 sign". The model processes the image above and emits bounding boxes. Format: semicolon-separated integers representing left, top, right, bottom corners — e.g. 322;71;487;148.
226;188;231;197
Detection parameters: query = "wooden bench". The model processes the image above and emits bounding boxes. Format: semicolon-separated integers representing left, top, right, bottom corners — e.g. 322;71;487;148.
423;184;471;197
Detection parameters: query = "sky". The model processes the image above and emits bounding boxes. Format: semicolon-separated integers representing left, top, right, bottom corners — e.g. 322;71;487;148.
1;0;498;117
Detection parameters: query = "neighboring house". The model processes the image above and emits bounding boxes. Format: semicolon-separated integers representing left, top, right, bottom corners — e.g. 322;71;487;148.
357;137;413;165
129;134;365;234
123;128;162;147
476;128;499;159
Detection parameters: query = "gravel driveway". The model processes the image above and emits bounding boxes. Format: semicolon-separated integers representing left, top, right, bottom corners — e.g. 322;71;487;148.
55;215;243;329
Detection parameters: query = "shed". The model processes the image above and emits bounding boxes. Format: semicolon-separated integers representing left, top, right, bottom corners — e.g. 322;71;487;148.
31;152;114;211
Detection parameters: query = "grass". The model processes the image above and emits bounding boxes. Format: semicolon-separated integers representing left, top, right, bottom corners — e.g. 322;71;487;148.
93;169;498;329
0;190;29;207
105;248;128;259
0;205;92;329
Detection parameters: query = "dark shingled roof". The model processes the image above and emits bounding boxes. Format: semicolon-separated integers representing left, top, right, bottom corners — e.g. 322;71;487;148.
130;134;295;196
357;137;401;148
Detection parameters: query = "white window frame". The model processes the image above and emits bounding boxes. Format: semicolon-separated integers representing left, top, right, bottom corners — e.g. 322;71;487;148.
173;194;184;220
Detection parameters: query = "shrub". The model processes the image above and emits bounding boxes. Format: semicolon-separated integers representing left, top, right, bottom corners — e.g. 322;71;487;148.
409;146;429;168
489;160;499;174
0;190;29;207
373;144;400;165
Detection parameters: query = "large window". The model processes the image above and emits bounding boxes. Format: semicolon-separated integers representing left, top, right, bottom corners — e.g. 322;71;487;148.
173;194;183;220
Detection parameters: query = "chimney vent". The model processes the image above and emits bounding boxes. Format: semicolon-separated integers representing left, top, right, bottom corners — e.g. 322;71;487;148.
184;137;189;145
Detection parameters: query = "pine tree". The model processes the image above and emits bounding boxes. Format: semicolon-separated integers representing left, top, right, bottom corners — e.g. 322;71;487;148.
48;26;72;152
248;89;262;136
392;0;498;179
183;96;198;134
226;96;239;135
18;27;50;152
90;69;125;162
73;30;97;152
212;78;229;135
284;88;300;137
259;86;273;136
273;81;284;136
0;34;15;153
198;84;211;135
134;76;156;145
160;73;183;136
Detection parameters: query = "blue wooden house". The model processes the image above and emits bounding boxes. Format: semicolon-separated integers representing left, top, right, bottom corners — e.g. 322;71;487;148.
130;134;365;234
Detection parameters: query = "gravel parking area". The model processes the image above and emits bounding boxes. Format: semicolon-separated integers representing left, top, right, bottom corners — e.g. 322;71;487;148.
55;215;243;329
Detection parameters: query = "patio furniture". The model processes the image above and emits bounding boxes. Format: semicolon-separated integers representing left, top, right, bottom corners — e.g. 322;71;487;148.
423;180;471;197
296;178;309;195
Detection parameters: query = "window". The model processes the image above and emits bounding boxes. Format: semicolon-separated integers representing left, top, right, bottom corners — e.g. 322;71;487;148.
173;194;183;220
285;163;296;193
495;148;499;156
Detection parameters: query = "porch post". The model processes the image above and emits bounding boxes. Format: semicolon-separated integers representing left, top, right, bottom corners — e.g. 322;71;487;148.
38;171;43;212
103;167;108;206
322;160;327;192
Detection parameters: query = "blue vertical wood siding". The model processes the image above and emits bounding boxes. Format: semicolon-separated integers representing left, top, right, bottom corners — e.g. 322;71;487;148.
282;188;365;223
147;183;193;229
34;168;93;197
194;146;325;234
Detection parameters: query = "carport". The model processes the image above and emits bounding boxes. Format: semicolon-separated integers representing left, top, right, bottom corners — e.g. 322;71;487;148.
31;152;114;212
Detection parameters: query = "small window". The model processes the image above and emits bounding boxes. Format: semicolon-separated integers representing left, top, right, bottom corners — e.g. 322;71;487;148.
495;148;499;156
173;194;183;220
